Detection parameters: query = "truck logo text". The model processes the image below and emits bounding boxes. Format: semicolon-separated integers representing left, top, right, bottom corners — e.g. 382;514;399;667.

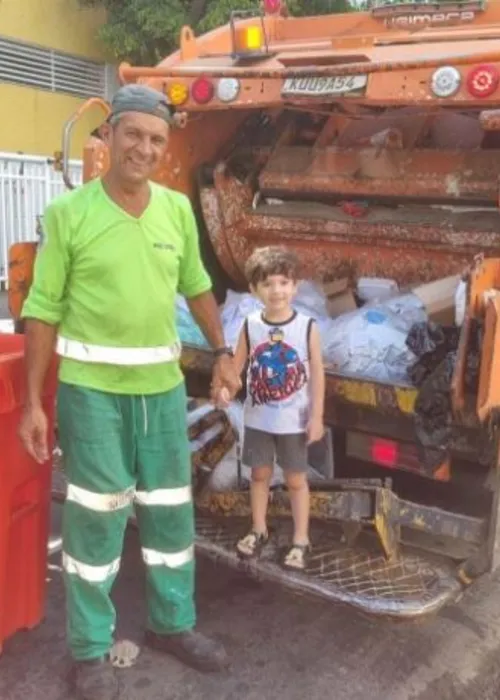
385;11;476;28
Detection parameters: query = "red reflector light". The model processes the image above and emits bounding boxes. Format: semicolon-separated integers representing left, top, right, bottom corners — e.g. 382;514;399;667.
467;65;500;98
264;0;282;13
371;439;398;468
191;77;214;105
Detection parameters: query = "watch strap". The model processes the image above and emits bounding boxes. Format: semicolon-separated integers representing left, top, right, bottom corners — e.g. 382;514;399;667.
213;346;234;358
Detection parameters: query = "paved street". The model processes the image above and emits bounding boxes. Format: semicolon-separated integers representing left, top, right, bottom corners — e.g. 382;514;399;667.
1;525;500;700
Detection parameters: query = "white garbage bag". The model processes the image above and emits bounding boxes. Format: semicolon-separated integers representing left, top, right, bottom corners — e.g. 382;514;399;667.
322;294;427;383
220;281;332;350
220;290;262;349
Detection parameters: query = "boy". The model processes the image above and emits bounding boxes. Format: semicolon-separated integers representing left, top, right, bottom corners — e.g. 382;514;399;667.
217;246;325;570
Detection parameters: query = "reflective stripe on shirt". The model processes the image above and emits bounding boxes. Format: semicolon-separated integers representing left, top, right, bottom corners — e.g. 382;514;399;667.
57;336;182;366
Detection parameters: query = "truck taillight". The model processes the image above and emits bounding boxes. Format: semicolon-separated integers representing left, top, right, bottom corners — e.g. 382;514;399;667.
345;431;450;482
430;66;461;98
217;78;241;103
467;65;500;98
191;77;214;104
263;0;282;13
371;439;398;468
167;82;188;106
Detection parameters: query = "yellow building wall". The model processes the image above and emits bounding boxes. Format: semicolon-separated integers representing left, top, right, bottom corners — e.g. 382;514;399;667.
0;85;108;159
0;0;111;158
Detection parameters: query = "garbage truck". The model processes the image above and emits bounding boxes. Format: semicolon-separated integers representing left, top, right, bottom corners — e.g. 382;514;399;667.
8;0;500;619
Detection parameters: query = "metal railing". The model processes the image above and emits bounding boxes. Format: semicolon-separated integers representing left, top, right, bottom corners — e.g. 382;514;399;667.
0;152;82;285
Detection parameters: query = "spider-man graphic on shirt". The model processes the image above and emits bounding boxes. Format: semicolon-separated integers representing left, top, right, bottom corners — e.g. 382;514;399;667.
249;327;307;406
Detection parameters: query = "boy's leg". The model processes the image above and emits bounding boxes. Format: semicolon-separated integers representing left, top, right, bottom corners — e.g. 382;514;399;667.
284;471;310;546
236;428;274;557
250;465;273;535
58;383;135;700
134;382;227;672
277;432;310;544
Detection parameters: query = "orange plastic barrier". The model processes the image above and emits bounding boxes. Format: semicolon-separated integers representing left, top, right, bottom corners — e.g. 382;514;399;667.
0;334;58;652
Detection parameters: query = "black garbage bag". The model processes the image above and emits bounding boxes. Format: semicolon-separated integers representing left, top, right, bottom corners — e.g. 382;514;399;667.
409;319;483;474
463;318;483;395
413;352;456;474
406;321;460;387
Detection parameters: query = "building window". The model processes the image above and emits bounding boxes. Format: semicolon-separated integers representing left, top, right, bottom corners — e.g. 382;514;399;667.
0;36;117;100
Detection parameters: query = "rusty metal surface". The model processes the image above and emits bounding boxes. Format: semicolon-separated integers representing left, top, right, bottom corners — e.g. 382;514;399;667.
476;293;500;422
452;257;500;414
327;375;416;414
197;487;373;523
119;49;500;81
7;242;37;320
259;147;500;203
374;486;401;561
202;170;500;288
189;408;237;488
398;501;485;545
480;109;500;131
197;486;486;551
336;107;431;148
195;515;463;618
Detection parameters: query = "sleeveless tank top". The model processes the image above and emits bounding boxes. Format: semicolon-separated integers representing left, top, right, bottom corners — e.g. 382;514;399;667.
243;310;313;435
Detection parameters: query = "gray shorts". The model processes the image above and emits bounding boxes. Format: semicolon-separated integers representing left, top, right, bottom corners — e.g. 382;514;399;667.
242;427;308;472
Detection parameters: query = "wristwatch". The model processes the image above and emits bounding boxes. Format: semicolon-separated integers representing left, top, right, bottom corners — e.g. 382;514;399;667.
213;346;234;359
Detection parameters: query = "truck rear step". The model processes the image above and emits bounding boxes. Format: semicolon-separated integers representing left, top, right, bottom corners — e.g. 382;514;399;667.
195;515;463;619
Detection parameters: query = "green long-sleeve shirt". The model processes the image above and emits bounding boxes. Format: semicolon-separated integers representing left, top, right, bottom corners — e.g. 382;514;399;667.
22;177;212;394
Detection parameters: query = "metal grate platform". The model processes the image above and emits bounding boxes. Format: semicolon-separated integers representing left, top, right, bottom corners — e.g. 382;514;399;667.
195;514;463;619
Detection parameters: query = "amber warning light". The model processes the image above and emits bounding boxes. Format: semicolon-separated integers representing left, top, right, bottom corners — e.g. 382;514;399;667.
230;10;269;60
234;24;265;54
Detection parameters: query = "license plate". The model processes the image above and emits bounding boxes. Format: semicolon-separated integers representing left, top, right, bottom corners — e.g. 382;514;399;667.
281;74;368;97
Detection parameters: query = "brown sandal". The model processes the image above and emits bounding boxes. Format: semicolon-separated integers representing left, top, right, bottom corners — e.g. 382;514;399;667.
283;543;311;571
236;531;269;559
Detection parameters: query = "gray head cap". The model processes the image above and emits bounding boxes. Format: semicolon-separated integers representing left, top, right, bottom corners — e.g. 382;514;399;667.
109;84;175;125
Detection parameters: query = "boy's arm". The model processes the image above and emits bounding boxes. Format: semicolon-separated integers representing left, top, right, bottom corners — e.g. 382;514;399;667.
308;322;325;442
233;321;249;377
215;323;248;406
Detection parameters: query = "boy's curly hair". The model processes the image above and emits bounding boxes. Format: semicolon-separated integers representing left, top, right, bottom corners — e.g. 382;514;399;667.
244;246;301;287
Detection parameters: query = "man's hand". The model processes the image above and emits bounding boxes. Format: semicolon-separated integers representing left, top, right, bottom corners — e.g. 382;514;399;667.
210;355;242;405
307;417;325;446
214;386;231;409
19;404;50;464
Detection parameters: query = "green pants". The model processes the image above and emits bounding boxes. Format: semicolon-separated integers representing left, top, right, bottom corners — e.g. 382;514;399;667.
57;381;195;661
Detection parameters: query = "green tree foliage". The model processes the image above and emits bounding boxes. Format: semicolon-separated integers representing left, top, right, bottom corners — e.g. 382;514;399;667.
78;0;353;64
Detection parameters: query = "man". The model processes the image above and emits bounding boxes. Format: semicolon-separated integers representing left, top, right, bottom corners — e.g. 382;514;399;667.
18;84;241;700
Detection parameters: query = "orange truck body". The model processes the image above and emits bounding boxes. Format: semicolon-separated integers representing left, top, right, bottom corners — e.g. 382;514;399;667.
9;1;500;617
